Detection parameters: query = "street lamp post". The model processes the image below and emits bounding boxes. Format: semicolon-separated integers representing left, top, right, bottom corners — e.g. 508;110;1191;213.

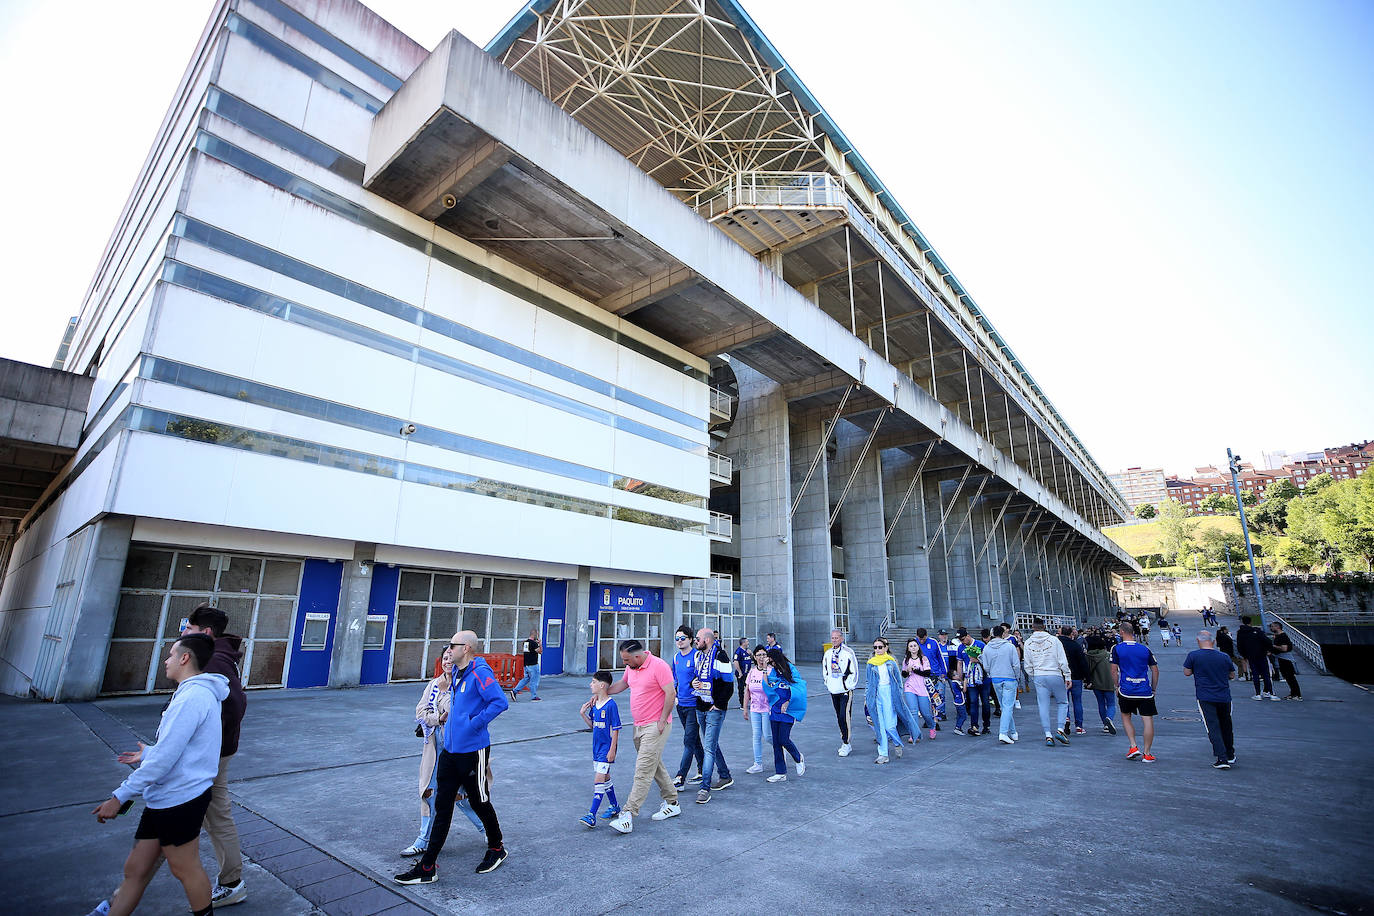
1227;448;1268;628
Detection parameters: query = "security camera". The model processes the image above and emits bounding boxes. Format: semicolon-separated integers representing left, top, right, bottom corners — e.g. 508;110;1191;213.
401;423;416;436
441;193;457;209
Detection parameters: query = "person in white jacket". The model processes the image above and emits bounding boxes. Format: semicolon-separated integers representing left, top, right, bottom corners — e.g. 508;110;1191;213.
90;633;228;916
1022;618;1073;748
822;629;859;757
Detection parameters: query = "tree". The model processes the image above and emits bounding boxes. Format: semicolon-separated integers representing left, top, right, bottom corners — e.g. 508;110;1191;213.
1198;493;1238;515
1134;503;1157;520
1239;490;1258;507
1274;539;1319;574
1155;499;1199;566
1323;478;1374;573
1199;526;1246;563
1264;478;1299;503
1305;473;1335;495
1248;498;1289;536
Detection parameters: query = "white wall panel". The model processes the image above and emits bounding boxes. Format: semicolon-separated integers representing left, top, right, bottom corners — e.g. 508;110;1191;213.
216;31;313;128
609;523;708;578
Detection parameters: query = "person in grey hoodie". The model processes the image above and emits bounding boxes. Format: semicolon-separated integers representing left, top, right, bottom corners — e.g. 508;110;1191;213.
981;625;1022;744
1022;618;1073;748
91;633;228;916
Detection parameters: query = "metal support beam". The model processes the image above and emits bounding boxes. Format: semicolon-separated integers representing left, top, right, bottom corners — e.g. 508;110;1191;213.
789;384;856;521
884;439;936;545
828;406;890;529
925;465;972;548
941;473;990;553
974;492;1015;564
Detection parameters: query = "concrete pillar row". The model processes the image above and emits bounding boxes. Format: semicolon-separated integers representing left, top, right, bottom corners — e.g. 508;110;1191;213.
788;409;834;660
880;447;933;630
832;421;889;642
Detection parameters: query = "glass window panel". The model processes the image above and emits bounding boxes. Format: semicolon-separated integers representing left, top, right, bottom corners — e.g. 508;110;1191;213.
423;641;450;676
153;639;180;692
112;594;165;639
248;641;287;686
301;616;329;649
465;576;492;605
364;616;388;649
432;574;462;603
165;595;213;637
486;639;516;656
399;571;431;602
598;642;615;671
517;608;541;639
218;556;262;594
256;599;295;639
261;560;302;596
395;605;427;640
172;553;216;591
492;578;518;605
216;598;255;637
462;606;489;637
428;607;459;640
648;637;662;659
121;548;173;590
518;579;544;607
489;607;517;641
391;640;424;680
100;642;154;693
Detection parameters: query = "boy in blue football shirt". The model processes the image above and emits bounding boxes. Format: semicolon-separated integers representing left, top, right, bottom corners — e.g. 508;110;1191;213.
578;671;622;828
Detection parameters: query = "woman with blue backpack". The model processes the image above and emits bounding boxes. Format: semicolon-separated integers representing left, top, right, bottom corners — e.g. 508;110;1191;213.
762;647;807;783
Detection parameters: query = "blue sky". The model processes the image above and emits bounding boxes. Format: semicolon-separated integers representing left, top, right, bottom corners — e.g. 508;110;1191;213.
0;0;1368;475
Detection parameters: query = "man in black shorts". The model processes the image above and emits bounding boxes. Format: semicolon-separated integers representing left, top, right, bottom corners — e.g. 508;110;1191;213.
90;633;229;916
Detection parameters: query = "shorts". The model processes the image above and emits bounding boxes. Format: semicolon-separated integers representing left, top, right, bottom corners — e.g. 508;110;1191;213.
1117;694;1157;717
134;788;212;847
593;760;611;775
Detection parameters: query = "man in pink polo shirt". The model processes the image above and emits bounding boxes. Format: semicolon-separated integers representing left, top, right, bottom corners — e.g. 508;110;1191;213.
605;639;681;833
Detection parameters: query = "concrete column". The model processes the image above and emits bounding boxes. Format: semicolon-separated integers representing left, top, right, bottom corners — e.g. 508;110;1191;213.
832;421;888;642
880;447;932;629
944;483;981;631
567;566;592;675
328;542;376;688
788;410;833;660
922;472;953;629
53;515;134;701
732;363;795;647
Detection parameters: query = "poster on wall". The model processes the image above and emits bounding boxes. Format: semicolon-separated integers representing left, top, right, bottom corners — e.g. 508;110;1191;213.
592;584;665;615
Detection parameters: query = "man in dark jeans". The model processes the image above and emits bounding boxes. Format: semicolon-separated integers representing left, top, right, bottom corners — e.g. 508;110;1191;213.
1236;616;1277;700
1058;625;1091;736
395;631;509;885
1184;629;1236;768
1268;621;1302;700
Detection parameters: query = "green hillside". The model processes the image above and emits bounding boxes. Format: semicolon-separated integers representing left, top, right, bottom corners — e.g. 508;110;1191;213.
1105;515;1242;558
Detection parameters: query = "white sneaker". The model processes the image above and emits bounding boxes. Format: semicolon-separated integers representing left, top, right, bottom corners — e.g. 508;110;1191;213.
745;763;764;774
1266;693;1281;702
838;743;852;757
1014;700;1021;709
998;734;1014;745
796;754;806;776
766;773;787;782
650;802;681;821
875;755;889;764
1011;733;1019;742
609;812;633;833
85;903;110;916
894;743;903;758
211;881;248;907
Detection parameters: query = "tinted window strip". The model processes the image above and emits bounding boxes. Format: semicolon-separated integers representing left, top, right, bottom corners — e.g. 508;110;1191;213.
245;0;404;91
190;126;708;388
226;13;382;114
141;356;705;508
132;408;705;535
161;259;705;456
206;87;365;184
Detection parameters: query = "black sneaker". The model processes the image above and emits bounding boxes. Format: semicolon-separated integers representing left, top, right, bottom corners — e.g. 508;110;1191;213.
1212;759;1231;769
476;847;507;874
1104;720;1117;735
394;863;437;885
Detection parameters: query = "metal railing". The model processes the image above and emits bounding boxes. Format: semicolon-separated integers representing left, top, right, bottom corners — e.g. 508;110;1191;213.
691;170;847;221
1270;612;1329;674
708;450;732;482
707;511;733;540
709;386;734;419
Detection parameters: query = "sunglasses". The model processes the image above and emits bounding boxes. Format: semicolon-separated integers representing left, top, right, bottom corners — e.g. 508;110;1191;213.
873;644;886;650
675;635;689;641
448;642;464;650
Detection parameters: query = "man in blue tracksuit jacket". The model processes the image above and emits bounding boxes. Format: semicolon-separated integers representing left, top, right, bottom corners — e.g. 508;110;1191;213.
396;630;510;886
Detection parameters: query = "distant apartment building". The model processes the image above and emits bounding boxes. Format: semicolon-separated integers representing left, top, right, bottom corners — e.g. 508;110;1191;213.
1108;467;1167;512
1163;439;1372;514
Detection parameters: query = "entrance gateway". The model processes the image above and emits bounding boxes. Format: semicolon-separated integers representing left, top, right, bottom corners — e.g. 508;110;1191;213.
591;583;664;671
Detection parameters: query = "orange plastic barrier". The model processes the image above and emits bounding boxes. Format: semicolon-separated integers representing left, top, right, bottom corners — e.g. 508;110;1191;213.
430;654;525;688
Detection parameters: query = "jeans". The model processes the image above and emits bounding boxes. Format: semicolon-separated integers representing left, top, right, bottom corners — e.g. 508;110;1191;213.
1277;658;1301;697
749;710;770;765
1093;688;1117;724
1068;679;1084;729
420;747;501;868
967;681;991;730
1197;699;1234;760
905;692;935;733
770;718;802;775
871;688;901;755
1246;654;1273;694
698;706;731;785
675;705;704;779
954;692;969;730
993;680;1018;738
1033;675;1070;737
513;662;540;698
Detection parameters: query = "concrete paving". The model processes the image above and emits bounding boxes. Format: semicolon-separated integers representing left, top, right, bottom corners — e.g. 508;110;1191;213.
3;614;1373;915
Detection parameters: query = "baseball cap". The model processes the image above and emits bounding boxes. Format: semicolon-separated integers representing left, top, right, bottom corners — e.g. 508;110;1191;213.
956;627;969;638
937;629;948;636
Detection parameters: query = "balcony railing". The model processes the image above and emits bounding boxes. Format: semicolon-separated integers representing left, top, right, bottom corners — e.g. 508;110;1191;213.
690;170;848;221
708;450;732;483
707;511;733;541
709;386;734;420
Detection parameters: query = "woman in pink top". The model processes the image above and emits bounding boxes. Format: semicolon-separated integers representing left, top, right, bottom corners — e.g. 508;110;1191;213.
902;638;938;741
740;646;772;774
